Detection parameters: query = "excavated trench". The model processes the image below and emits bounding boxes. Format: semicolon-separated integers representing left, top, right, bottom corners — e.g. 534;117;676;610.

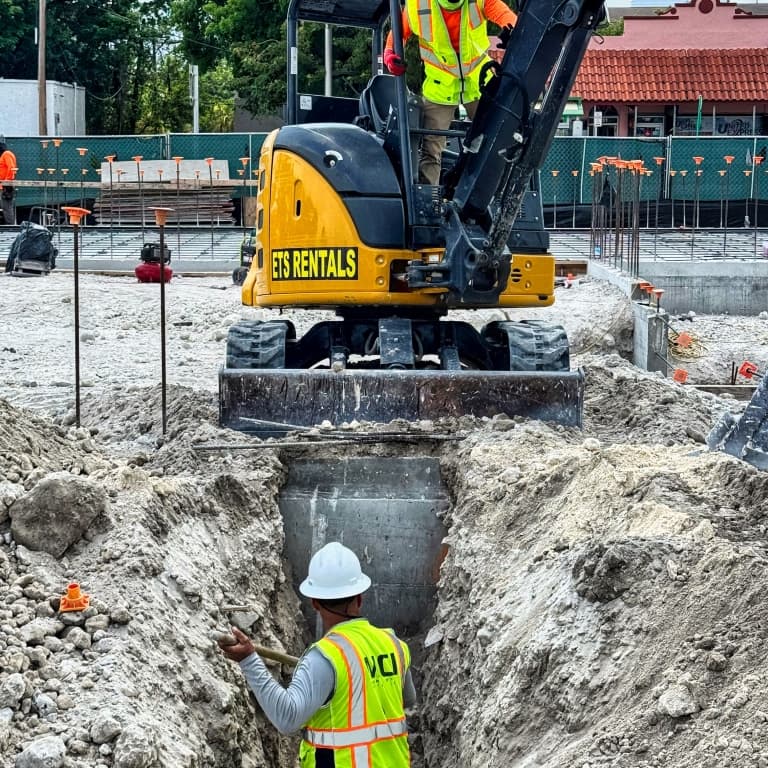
271;446;456;767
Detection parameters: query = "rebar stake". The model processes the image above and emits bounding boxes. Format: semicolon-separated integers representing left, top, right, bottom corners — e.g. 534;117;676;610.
150;206;174;436
62;206;91;428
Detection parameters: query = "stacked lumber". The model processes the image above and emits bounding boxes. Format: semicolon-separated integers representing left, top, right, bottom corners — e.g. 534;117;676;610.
92;187;235;225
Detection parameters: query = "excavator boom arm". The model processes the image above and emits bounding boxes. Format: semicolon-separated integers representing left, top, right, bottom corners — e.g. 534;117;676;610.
434;0;605;303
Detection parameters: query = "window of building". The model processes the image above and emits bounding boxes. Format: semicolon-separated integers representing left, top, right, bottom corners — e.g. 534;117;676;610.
675;115;764;136
635;115;664;138
587;105;618;137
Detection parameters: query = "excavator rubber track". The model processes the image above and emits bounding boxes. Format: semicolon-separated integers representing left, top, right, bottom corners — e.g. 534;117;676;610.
219;318;584;435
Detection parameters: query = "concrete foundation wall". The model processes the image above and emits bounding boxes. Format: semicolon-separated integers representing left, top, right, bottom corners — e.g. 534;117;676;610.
588;260;668;375
633;305;668;375
588;258;768;375
638;260;768;316
587;261;637;296
279;457;448;635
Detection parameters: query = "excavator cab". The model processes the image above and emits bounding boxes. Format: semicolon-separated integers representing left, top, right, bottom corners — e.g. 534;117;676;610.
219;0;606;434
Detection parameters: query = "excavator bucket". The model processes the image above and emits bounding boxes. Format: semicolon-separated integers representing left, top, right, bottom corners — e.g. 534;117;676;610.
707;372;768;470
219;368;585;435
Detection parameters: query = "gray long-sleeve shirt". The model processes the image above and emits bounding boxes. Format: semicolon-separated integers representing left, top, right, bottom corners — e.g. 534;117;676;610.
239;643;416;735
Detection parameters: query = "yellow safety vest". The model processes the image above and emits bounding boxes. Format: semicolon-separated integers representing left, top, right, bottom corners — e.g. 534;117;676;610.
300;619;411;768
406;0;490;105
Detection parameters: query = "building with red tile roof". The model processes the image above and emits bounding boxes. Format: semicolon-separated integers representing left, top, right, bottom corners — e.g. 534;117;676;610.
492;0;768;137
572;0;768;136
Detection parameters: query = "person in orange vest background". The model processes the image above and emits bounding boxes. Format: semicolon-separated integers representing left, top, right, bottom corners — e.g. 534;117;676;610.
0;137;18;225
384;0;517;186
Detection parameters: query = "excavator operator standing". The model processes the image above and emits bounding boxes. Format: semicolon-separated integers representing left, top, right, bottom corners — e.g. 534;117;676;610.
219;542;416;767
384;0;518;186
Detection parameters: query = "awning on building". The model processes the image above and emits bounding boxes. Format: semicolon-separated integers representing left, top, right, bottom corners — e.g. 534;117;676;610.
533;97;584;118
562;98;584;118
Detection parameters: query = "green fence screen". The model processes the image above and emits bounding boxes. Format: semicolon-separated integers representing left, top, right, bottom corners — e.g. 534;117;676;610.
6;132;768;209
8;133;268;208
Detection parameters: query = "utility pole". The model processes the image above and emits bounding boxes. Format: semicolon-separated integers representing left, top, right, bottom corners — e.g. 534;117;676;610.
324;25;332;96
38;0;47;134
189;64;199;133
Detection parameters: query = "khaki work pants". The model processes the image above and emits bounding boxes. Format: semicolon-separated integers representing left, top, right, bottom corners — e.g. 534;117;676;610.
419;99;479;186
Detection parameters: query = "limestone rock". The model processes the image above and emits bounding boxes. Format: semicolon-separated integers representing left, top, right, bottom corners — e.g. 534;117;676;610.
113;723;158;768
32;693;57;717
9;473;109;558
19;618;65;646
658;684;699;718
14;735;66;768
90;714;122;744
0;673;26;709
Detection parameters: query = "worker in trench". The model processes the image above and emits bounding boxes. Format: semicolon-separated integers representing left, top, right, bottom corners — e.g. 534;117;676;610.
383;0;518;186
218;541;416;767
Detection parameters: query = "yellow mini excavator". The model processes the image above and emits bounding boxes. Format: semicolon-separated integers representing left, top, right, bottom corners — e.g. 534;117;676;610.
219;0;606;434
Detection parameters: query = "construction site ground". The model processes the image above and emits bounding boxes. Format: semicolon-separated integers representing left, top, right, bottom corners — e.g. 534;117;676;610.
2;265;768;767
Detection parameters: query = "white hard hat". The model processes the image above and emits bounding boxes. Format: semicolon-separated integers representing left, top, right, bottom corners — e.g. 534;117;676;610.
299;542;372;600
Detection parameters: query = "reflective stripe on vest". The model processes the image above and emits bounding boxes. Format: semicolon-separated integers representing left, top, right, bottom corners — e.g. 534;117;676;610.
389;629;407;686
406;0;491;104
304;718;409;748
300;620;411;768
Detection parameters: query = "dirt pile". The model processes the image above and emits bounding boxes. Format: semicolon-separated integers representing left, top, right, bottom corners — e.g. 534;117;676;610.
421;402;768;768
581;353;741;446
2;271;768;768
0;393;304;768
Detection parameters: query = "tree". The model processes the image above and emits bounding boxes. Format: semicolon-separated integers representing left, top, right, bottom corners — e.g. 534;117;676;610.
599;17;624;36
0;1;33;75
233;22;375;117
200;60;235;132
0;0;228;134
0;0;167;133
172;0;286;69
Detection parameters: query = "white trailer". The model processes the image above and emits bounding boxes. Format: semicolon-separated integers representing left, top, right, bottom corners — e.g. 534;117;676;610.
0;79;86;137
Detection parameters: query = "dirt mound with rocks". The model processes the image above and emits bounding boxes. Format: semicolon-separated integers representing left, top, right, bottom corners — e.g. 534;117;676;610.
4;353;763;768
421;414;768;768
0;396;304;768
581;353;741;446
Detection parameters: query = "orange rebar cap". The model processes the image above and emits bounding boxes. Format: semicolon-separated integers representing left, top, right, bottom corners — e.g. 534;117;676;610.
62;206;91;226
60;582;90;612
739;361;760;380
672;369;688;384
150;206;174;226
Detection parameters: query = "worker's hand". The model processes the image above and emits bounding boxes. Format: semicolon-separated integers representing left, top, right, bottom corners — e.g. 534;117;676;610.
383;49;406;76
217;626;255;663
498;23;515;49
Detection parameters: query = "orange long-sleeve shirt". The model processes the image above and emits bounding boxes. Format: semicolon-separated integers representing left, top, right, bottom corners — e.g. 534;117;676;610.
0;149;17;181
385;0;517;54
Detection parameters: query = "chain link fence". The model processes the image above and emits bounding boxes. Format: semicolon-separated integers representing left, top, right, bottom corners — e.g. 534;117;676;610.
7;134;268;210
541;136;768;210
5;132;768;219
